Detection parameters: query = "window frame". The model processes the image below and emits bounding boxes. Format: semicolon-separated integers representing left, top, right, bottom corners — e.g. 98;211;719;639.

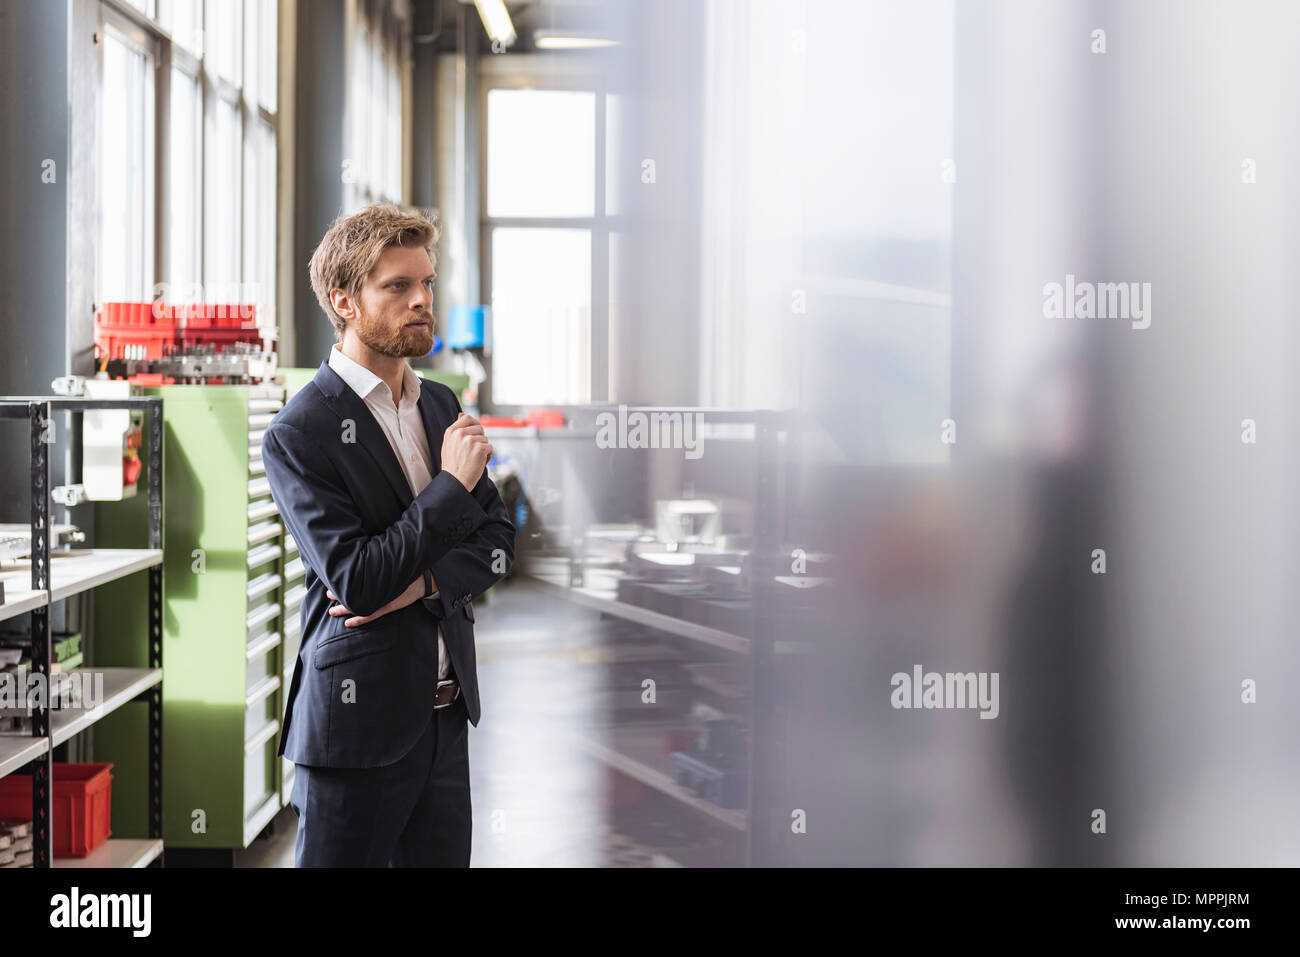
97;6;159;305
479;60;619;410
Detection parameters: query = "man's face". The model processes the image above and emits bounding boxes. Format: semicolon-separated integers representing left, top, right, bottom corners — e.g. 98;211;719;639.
345;244;436;358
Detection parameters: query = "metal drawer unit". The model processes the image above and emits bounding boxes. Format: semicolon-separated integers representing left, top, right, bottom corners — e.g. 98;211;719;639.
279;530;305;806
95;384;289;852
272;368;323;809
243;387;285;843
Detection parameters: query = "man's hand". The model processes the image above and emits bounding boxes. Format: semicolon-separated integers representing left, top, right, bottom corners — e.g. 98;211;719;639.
327;573;430;628
441;413;493;492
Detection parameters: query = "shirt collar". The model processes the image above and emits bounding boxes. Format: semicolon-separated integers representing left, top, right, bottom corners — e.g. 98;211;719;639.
328;344;421;408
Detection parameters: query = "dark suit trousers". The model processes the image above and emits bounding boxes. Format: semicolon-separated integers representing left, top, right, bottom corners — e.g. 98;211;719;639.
290;694;471;867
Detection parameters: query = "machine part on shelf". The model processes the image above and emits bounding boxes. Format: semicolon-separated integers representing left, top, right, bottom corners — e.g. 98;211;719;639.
55;526;86;547
702;564;746;593
95;300;273;362
669;751;748;809
0;523;84;552
51;484;88;507
0;532;27;561
101;341;279;385
627;551;701;583
147;345;278;383
666;715;749;809
0;819;31;870
655;499;721;546
576;523;647;567
82;379;144;501
0;670;86;719
50;375;86;397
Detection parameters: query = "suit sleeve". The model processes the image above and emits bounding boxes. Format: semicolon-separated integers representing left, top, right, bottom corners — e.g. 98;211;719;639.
423;390;517;617
262;417;490;619
424;464;516;618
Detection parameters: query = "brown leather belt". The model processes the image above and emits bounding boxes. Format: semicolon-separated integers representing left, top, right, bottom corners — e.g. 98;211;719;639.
435;679;460;709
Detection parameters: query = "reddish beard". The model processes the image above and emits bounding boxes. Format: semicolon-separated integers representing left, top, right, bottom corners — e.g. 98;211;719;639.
353;306;434;358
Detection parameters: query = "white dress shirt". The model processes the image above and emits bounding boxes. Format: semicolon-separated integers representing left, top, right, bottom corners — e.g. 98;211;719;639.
328;344;450;681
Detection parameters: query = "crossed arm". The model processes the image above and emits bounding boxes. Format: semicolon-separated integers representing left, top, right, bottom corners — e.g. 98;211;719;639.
329;467;516;627
262;419;515;624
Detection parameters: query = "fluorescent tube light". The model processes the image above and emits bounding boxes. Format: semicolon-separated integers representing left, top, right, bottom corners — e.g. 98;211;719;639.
534;32;619;50
473;0;516;47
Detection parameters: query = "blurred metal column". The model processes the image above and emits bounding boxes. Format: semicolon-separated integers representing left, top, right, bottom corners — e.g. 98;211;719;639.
746;411;785;865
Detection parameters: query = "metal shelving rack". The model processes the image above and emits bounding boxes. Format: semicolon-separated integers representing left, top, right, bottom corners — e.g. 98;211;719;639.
0;396;163;868
516;407;796;866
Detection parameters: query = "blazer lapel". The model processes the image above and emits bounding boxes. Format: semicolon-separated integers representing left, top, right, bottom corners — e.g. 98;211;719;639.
416;377;445;476
312;361;413;507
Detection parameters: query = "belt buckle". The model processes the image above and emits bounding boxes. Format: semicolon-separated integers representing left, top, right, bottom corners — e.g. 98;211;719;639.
435;678;459;709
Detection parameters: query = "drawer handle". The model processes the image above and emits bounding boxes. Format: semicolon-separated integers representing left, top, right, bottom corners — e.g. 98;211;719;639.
246;602;282;634
244;719;280;754
245;674;281;709
246;521;282;547
245;572;280;601
246;543;282;571
246;630;282;662
283;584;306;612
247;500;279;524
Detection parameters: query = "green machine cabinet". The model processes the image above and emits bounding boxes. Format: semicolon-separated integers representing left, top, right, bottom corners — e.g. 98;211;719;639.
95;384;290;851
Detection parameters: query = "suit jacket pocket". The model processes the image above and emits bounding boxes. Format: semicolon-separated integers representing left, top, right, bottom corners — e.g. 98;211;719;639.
313;626;399;669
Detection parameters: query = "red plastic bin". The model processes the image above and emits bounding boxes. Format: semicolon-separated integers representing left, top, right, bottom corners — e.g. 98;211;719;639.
0;762;114;858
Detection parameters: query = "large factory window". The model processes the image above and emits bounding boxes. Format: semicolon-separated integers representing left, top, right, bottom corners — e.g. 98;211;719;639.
98;14;156;304
167;65;203;302
343;0;408;211
483;85;609;406
96;0;278;328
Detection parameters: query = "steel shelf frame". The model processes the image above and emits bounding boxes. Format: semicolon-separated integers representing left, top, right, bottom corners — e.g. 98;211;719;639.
0;396;163;868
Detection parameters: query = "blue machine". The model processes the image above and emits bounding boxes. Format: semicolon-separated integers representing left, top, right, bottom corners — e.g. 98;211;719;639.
447;305;487;350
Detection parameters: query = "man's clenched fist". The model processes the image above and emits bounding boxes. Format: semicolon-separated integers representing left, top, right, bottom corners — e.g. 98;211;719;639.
441;412;493;491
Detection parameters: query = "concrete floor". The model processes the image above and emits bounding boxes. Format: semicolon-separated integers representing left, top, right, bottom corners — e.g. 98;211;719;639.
234;576;738;867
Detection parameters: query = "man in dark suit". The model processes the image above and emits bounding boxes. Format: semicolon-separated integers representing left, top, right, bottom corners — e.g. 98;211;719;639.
262;203;515;867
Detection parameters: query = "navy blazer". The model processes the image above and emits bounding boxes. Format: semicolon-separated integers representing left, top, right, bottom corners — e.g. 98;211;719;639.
261;361;515;768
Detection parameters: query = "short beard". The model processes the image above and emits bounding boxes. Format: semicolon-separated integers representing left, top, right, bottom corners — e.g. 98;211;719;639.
353;307;434;358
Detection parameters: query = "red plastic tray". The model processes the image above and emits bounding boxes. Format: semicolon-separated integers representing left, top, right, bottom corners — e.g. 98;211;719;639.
0;762;114;858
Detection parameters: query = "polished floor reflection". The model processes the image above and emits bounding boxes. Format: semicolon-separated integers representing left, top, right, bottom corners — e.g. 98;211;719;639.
237;576;745;867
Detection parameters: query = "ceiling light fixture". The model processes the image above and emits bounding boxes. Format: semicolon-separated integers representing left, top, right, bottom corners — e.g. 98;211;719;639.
473;0;516;48
533;30;619;50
